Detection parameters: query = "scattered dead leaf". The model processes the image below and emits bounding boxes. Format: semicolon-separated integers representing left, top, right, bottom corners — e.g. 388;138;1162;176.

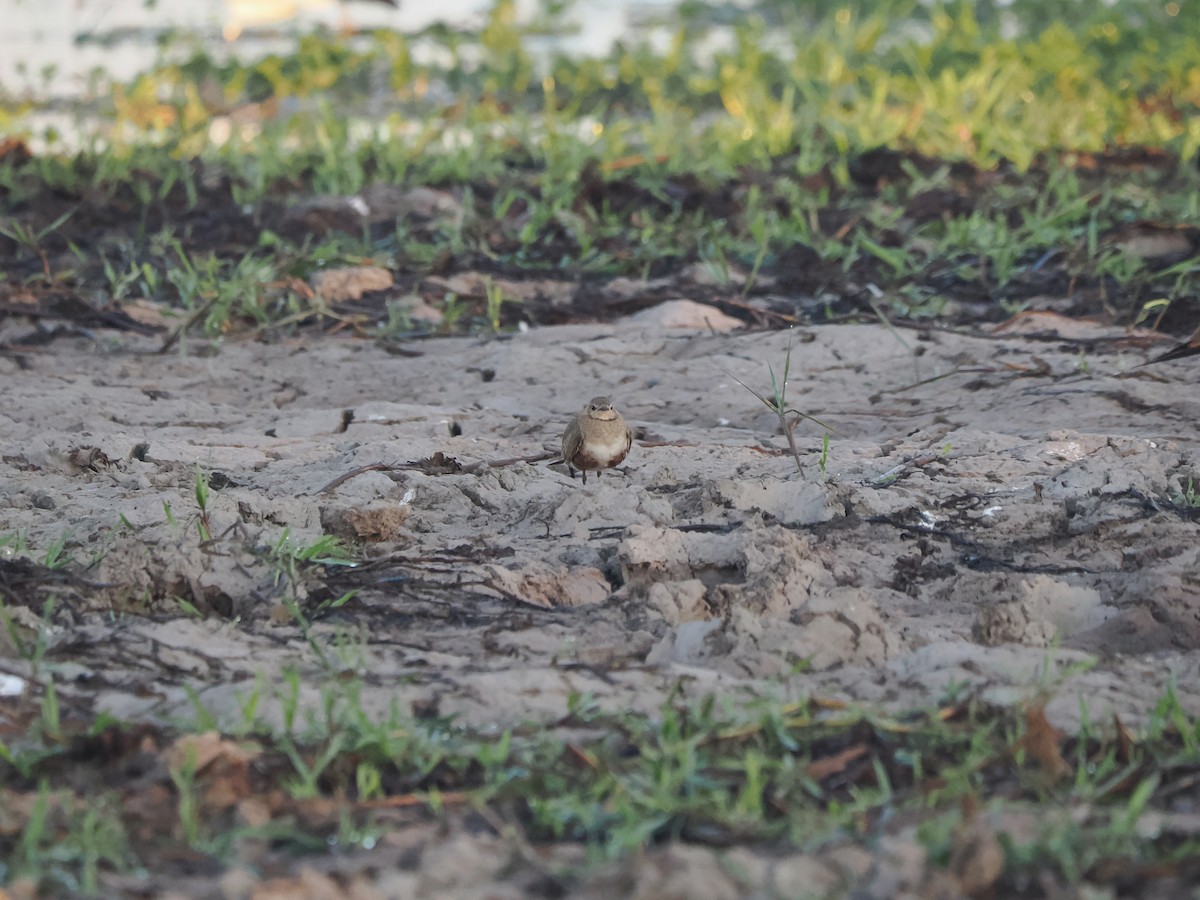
118;298;170;329
238;796;274;828
338;501;412;542
0;137;31;165
1114;714;1136;765
485;562;611;608
1;287;39;308
805;743;868;781
601;152;670;172
387;293;445;324
271;275;317;301
360;790;470;809
1017;704;1069;780
166;732;260;811
67;445;110;471
405;451;464;475
311;266;394;302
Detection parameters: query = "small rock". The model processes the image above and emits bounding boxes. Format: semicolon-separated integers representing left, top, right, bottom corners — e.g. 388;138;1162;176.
623;299;744;331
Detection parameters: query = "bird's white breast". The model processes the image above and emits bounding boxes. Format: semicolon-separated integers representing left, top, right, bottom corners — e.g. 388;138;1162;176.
588;431;629;458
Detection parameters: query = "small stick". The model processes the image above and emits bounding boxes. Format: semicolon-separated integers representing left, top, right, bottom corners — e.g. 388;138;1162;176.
314;451;558;494
157;295;219;354
866;451;942;487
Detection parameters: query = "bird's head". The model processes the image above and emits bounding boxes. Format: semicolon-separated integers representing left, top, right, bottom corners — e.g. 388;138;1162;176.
585;396;618;420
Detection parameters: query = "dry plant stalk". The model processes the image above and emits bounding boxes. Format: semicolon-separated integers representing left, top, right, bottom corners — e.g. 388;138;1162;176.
724;335;837;475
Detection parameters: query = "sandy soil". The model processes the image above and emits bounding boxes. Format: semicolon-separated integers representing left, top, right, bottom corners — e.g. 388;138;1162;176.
3;306;1200;894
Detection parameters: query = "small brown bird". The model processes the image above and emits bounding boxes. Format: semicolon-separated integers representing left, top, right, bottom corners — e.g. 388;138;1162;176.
560;396;633;484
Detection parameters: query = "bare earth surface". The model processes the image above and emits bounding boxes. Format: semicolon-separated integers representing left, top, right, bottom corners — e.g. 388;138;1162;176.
3;309;1200;895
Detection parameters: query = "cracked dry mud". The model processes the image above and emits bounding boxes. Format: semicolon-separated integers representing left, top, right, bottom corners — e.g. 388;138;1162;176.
3;314;1200;743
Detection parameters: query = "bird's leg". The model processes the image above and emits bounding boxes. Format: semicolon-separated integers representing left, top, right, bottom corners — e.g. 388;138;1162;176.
567;464;577;480
582;470;588;485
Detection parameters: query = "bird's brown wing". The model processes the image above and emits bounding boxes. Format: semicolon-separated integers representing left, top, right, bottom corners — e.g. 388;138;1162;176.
624;425;633;455
561;417;583;463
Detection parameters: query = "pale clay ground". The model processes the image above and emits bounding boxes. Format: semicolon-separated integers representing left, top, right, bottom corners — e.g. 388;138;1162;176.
3;306;1200;897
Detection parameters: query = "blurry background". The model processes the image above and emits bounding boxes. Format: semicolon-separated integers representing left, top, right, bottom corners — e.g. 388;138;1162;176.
3;0;1199;340
3;0;669;102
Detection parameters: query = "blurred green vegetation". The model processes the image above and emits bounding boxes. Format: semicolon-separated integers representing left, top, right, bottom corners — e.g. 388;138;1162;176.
3;0;1200;336
9;0;1200;180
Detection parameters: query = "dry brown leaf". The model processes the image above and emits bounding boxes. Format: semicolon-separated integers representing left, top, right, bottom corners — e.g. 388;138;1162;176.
311;266;393;302
0;137;31;164
3;288;39;307
361;790;469;809
405;451;464;475
166;731;255;772
484;562;610;608
344;503;411;540
238;796;274;828
1114;714;1137;765
805;743;868;781
258;276;319;304
67;446;111;471
118;298;170;329
1018;704;1069;780
166;732;259;811
602;152;670;172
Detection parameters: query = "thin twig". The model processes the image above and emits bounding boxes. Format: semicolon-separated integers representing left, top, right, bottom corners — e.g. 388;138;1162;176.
157;295;219;354
462;450;558;473
865;451;942;487
315;463;394;494
314;451;559;494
